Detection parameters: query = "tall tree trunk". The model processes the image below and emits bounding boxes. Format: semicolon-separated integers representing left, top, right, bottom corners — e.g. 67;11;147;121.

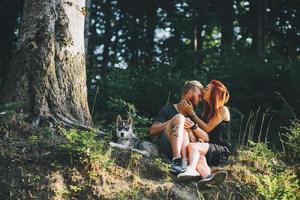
193;11;204;67
84;0;92;54
0;0;22;87
1;0;92;125
219;0;234;49
102;0;112;73
145;1;156;67
251;0;266;59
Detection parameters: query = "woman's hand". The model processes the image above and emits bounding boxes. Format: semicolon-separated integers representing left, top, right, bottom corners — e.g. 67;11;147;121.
178;100;195;116
198;139;205;143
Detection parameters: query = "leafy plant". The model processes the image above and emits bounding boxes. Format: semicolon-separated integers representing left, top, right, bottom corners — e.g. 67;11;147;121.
281;120;300;164
60;129;114;168
256;170;299;200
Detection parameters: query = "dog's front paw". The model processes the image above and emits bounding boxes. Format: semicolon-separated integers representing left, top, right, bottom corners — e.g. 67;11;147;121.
109;142;114;146
109;142;127;149
109;142;119;147
132;149;149;157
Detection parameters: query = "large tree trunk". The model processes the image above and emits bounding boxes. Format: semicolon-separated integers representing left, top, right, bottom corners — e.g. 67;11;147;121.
84;0;92;54
1;0;92;125
145;1;157;67
219;0;234;49
0;0;22;87
251;0;266;59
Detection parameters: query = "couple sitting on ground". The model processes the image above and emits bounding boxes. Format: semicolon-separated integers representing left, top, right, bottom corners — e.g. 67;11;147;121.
149;80;230;185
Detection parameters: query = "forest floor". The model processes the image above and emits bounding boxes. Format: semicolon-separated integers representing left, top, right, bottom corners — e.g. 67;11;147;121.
0;110;299;200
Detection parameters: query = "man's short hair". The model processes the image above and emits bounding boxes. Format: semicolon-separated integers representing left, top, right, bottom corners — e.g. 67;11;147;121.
182;80;204;95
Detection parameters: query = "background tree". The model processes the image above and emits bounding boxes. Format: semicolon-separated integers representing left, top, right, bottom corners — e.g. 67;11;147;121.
1;0;91;125
0;0;23;87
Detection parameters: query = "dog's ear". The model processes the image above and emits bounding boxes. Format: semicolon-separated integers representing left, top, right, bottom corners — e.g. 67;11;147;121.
117;115;122;126
128;116;133;126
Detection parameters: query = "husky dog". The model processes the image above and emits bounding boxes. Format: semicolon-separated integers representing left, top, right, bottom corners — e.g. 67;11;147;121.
109;115;159;157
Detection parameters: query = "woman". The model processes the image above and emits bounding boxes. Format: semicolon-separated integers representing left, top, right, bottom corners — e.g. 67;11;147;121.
177;80;231;185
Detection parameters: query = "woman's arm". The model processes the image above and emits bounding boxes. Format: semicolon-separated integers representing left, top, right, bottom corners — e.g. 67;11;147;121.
190;106;230;133
191;126;209;142
184;117;209;142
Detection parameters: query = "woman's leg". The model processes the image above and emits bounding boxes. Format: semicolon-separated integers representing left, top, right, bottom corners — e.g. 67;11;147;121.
177;142;210;179
187;142;211;177
196;155;211;178
187;142;209;169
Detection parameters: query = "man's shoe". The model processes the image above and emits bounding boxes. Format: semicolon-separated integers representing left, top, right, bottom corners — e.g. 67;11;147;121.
197;171;228;187
171;157;185;174
177;166;200;181
182;158;188;171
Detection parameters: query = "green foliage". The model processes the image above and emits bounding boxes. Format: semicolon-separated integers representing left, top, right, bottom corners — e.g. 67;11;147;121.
0;100;24;111
0;101;28;132
152;158;170;175
92;65;208;122
237;141;280;172
133;115;152;138
282;120;300;163
127;153;143;172
256;170;299;200
100;97;152;138
235;142;300;200
60;129;98;157
106;97;136;118
60;129;113;169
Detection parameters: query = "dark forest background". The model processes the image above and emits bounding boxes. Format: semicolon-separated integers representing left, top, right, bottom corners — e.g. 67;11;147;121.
1;0;300;149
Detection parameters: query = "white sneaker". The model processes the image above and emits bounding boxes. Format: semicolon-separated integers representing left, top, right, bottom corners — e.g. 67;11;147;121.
177;166;200;181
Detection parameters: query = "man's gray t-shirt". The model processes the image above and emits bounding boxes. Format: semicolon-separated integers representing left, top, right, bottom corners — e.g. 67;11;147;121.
154;105;178;159
155;105;179;124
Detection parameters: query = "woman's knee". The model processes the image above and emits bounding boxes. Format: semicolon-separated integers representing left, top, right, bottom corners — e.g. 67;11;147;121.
188;143;208;155
172;114;185;124
188;143;197;153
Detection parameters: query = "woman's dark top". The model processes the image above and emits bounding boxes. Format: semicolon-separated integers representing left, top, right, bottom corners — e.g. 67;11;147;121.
209;121;231;149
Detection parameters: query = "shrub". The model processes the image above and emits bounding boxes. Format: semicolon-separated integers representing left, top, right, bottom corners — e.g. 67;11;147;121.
256;170;299;200
60;129;113;169
282;120;300;164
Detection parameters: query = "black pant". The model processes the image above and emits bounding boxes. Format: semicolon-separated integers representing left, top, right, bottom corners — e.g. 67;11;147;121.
206;144;230;166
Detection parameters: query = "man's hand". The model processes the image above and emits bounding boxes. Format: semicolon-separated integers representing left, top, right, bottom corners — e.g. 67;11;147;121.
178;100;195;116
184;117;194;129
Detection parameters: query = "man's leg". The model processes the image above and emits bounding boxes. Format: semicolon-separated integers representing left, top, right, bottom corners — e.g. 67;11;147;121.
165;114;186;174
181;129;190;169
165;114;185;158
181;129;190;159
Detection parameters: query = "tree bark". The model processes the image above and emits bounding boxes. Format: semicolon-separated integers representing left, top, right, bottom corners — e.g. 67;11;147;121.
145;1;157;67
102;0;112;73
0;0;23;87
1;0;92;125
219;0;234;49
251;0;266;59
84;0;92;54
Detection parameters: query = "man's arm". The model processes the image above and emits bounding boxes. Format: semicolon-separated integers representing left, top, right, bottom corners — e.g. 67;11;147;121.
149;120;170;136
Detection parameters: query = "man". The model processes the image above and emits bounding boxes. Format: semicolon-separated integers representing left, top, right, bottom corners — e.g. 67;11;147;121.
149;80;209;174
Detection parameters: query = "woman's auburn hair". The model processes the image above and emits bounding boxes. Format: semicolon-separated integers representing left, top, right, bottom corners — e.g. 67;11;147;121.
203;80;230;121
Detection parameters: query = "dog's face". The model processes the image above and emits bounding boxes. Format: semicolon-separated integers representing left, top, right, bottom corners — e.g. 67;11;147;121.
116;115;135;139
